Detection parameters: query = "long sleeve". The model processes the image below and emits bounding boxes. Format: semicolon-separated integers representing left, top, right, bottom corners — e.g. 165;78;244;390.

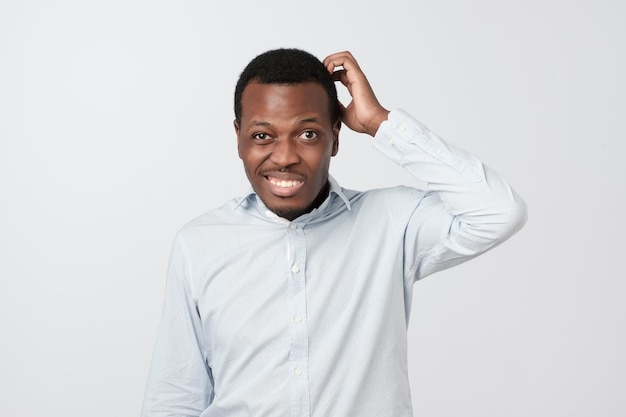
141;234;214;417
372;109;527;281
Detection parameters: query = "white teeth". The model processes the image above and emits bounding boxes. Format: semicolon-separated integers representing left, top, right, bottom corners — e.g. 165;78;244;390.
270;178;301;188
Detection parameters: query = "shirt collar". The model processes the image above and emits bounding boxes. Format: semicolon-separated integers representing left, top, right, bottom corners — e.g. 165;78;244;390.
327;175;352;209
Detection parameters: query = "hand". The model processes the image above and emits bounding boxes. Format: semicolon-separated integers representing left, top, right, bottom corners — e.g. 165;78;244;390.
323;51;390;137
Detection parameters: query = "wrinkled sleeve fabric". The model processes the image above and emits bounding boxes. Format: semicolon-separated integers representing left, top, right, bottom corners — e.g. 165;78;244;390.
141;233;214;417
372;109;527;282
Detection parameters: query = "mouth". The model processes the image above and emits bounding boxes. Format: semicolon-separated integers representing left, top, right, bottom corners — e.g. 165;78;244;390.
265;175;305;197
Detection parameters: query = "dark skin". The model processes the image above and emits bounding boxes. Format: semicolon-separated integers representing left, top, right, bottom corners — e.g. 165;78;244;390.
323;51;390;137
234;51;390;220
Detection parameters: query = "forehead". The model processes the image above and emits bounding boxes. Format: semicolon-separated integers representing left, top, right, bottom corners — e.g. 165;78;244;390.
240;81;331;123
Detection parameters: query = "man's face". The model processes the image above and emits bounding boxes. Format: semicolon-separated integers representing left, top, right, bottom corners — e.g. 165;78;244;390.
235;80;339;220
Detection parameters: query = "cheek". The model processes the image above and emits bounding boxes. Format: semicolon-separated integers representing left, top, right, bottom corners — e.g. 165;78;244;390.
306;151;333;179
240;147;271;172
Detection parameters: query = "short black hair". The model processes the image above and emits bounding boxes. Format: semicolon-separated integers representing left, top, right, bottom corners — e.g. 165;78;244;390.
234;48;340;124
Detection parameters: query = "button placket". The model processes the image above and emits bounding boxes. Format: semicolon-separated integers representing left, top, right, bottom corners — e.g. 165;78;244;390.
286;222;310;417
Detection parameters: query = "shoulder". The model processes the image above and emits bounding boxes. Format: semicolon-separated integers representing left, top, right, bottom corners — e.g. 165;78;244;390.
339;185;429;231
352;185;427;209
173;197;244;243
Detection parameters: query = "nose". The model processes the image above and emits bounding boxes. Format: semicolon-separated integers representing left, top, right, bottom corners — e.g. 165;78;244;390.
270;138;300;168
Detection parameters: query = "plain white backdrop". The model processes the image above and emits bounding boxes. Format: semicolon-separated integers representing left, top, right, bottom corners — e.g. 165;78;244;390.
1;0;624;416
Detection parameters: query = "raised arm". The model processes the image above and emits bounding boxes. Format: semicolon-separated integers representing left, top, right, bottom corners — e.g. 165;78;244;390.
324;50;527;280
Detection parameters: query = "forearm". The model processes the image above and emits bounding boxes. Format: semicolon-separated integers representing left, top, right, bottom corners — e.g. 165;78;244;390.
372;109;527;276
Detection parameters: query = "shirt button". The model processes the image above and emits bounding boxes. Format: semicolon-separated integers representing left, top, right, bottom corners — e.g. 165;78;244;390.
294;367;302;376
388;139;395;146
398;125;406;133
293;315;302;323
291;265;299;273
289;222;297;230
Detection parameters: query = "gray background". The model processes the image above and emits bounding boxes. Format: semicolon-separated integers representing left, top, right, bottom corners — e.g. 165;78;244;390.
1;0;624;416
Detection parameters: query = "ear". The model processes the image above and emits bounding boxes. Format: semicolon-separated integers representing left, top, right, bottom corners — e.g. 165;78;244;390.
331;120;341;156
234;119;243;159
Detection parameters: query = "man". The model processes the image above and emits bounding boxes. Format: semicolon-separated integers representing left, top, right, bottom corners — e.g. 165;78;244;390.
141;49;527;417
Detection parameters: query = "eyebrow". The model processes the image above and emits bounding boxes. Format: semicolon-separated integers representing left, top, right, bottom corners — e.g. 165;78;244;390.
298;117;320;124
250;120;271;127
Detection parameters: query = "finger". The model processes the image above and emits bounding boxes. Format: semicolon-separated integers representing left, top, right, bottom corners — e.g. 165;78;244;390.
323;51;359;74
323;50;355;67
326;61;367;94
331;70;355;98
324;58;356;75
331;69;351;87
331;69;345;82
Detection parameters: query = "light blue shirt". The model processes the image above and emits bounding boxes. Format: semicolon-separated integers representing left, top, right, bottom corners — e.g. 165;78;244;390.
141;109;527;417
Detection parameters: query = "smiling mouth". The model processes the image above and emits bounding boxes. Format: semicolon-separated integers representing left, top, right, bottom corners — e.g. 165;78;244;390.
265;175;305;197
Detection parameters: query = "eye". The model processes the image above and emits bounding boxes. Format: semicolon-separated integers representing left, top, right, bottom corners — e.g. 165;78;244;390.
298;130;318;141
253;132;272;141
